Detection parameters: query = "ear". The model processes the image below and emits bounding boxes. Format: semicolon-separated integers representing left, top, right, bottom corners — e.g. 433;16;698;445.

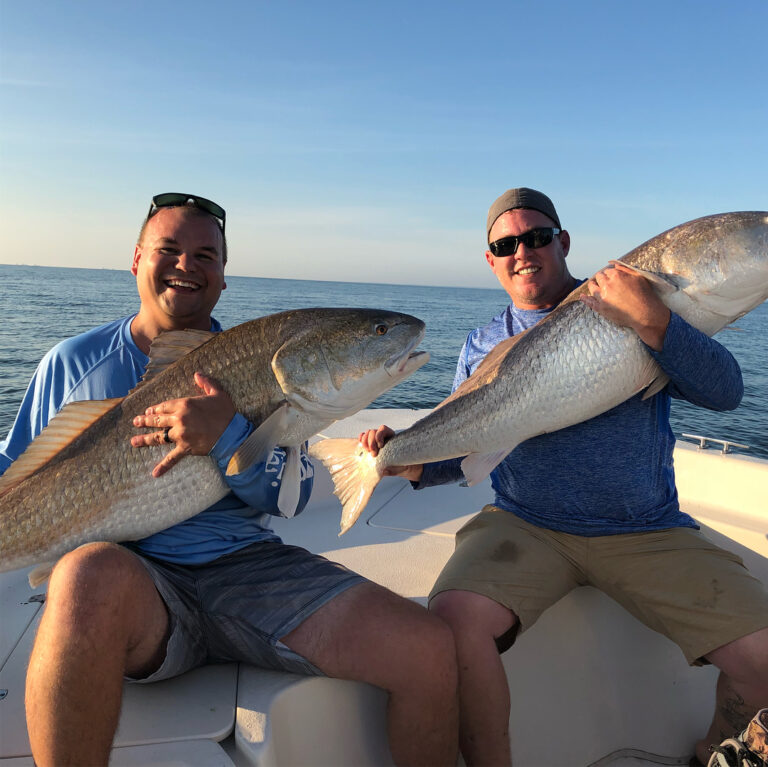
222;281;227;290
131;245;142;276
559;230;571;258
485;249;495;270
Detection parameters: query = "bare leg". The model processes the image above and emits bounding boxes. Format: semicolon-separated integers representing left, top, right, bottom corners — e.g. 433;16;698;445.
430;590;517;767
282;581;459;766
25;543;170;767
695;627;768;764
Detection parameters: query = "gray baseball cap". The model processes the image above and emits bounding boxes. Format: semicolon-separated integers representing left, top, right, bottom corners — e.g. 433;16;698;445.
487;187;561;240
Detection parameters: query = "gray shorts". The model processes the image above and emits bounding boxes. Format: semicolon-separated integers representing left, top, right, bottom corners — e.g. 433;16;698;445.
127;540;366;683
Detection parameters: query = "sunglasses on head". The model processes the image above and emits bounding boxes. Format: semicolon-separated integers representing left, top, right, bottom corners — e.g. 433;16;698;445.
147;193;226;233
489;227;560;258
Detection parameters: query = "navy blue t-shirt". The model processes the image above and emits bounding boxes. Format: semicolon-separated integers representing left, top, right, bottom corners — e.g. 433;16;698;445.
419;299;743;535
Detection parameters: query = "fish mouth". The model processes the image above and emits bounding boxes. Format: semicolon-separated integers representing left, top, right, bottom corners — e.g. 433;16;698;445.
385;334;429;377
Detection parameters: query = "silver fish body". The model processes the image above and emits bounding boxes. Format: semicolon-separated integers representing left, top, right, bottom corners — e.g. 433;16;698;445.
310;212;768;533
0;308;429;574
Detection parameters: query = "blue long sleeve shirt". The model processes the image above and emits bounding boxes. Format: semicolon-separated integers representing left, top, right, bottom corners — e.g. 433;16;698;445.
418;300;743;535
0;315;314;564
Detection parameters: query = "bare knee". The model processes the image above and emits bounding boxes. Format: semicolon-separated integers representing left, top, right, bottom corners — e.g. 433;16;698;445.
430;589;517;641
49;542;138;603
45;542;165;643
708;627;768;685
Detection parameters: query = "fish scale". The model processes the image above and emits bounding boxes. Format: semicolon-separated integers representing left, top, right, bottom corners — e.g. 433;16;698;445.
310;212;768;534
1;308;429;577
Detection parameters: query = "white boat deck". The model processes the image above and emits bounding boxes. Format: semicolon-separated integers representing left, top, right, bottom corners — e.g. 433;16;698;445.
1;409;766;766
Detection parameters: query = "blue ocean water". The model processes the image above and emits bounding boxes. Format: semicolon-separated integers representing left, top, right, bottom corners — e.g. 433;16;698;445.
2;264;767;459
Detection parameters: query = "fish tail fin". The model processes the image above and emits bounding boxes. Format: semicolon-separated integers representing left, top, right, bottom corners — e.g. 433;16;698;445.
309;438;382;535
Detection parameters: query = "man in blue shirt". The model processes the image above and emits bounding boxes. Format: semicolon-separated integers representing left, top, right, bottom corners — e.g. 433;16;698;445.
360;188;768;766
2;194;458;767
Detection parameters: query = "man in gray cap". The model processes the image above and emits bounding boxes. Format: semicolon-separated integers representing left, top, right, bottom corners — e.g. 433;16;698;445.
482;187;575;315
360;187;768;766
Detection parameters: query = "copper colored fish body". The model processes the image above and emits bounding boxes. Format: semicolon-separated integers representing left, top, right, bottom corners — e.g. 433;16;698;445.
0;308;429;575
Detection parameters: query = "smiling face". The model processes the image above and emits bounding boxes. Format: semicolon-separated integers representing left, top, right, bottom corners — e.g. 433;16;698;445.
130;206;226;350
486;208;573;310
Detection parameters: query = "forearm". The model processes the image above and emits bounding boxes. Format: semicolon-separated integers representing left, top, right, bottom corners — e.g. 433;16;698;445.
631;306;670;351
210;414;313;515
415;457;464;489
648;312;743;411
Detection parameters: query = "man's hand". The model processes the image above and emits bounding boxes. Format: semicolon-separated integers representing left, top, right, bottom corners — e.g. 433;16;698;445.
131;372;236;478
579;260;671;351
358;425;424;483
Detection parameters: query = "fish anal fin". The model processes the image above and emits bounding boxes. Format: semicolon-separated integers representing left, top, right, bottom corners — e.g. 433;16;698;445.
0;398;123;497
139;329;216;385
642;373;671;400
226;403;289;476
460;449;511;486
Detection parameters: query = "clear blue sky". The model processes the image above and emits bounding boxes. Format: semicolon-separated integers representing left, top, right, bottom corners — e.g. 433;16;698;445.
1;0;766;288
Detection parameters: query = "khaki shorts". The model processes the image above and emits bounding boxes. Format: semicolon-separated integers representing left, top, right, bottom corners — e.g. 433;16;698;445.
430;505;768;665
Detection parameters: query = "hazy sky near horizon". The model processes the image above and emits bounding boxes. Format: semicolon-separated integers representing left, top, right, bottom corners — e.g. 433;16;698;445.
1;1;766;289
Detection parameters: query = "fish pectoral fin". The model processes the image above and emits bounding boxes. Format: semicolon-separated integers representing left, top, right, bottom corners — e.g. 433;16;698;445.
0;398;124;498
226;403;289;476
277;445;301;517
28;562;55;588
460;449;512;487
617;262;680;295
287;391;358;418
138;329;217;386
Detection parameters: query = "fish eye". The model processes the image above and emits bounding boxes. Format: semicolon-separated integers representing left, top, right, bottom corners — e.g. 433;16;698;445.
374;324;388;335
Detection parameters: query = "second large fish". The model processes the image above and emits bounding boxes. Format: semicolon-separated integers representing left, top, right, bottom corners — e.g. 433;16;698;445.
1;308;428;576
310;212;768;533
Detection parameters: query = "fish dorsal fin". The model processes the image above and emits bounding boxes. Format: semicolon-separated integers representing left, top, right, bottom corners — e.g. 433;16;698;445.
141;329;216;384
0;398;123;498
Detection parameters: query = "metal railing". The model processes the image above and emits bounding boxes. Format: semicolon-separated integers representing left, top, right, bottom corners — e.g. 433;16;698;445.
680;433;751;455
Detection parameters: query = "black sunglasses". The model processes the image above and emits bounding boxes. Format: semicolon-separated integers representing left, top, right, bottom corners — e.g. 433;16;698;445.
489;227;560;258
147;193;226;233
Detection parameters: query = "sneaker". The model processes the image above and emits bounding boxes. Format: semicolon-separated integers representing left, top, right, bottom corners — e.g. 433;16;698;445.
706;709;768;766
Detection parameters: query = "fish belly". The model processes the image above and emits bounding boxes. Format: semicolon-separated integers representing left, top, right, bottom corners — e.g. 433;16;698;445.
381;305;659;468
1;451;228;573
